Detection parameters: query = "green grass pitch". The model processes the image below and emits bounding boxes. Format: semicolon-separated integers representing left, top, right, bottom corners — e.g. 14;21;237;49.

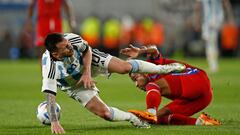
0;58;240;135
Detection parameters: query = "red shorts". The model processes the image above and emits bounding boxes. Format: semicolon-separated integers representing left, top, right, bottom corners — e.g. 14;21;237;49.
164;70;213;116
36;17;62;47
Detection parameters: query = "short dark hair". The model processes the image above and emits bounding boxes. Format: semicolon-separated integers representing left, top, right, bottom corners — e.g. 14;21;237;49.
44;33;64;52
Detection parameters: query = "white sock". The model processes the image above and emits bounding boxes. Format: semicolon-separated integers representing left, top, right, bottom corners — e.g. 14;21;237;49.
147;108;157;115
109;107;131;121
128;59;171;74
195;118;203;125
129;59;185;74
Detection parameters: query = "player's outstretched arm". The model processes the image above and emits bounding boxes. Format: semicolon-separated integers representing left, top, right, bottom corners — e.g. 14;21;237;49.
120;44;159;58
76;47;96;89
46;93;65;134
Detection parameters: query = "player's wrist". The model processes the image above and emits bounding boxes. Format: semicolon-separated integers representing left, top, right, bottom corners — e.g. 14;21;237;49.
139;47;147;54
51;121;60;125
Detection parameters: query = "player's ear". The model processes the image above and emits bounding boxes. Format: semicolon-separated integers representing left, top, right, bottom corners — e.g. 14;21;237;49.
51;51;59;59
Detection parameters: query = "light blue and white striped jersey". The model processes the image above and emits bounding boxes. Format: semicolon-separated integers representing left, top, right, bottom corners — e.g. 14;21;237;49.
200;0;224;27
41;33;89;93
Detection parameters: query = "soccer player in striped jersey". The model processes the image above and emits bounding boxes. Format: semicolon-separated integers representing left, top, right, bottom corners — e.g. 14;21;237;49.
120;45;221;126
42;33;185;134
194;0;234;73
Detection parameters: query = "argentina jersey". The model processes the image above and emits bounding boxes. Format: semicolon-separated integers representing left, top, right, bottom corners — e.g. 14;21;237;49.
201;0;224;28
41;33;89;93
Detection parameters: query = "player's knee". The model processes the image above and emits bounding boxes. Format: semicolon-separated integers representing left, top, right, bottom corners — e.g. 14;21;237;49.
118;62;132;74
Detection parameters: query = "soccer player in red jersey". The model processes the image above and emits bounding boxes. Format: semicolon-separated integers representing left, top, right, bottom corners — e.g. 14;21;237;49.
27;0;76;60
120;45;221;126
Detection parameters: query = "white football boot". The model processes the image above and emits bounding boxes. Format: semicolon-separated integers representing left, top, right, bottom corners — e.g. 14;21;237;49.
129;113;151;128
158;63;186;74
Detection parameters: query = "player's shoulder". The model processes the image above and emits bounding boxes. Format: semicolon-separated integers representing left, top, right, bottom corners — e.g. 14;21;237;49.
63;33;83;40
42;50;53;66
64;33;88;45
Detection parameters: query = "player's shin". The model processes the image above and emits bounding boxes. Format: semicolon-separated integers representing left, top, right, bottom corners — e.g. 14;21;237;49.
146;89;161;116
108;107;150;128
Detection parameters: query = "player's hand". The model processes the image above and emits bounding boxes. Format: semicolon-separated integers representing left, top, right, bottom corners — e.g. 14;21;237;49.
76;74;96;89
120;44;141;59
51;121;65;134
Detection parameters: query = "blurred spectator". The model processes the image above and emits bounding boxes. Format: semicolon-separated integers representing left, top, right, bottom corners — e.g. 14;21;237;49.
194;0;235;73
220;21;239;57
0;30;13;59
150;19;165;50
133;17;165;50
18;21;35;58
80;15;101;48
132;18;145;46
102;17;121;56
27;0;76;61
183;19;205;57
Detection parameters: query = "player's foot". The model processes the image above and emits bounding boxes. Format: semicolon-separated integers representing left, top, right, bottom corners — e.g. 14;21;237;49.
128;109;157;124
159;63;186;74
196;112;221;126
129;113;151;128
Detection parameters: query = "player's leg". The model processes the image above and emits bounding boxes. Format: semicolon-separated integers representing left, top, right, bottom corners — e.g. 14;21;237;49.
128;82;161;123
156;71;218;125
145;84;161;115
92;49;185;74
205;29;219;73
67;88;150;128
109;57;186;74
157;106;197;125
157;90;213;125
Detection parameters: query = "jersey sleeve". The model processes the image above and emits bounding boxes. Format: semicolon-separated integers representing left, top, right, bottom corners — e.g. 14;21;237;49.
63;33;89;53
41;52;58;94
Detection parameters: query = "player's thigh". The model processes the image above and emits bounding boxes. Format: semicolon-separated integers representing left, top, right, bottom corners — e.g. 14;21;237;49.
66;87;110;115
92;49;131;74
181;72;211;99
164;96;211;116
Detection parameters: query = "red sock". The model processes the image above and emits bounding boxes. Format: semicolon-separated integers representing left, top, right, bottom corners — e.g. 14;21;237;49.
158;114;197;125
145;82;161;110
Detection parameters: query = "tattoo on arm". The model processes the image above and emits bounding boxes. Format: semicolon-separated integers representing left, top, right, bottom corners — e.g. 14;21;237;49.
46;93;58;122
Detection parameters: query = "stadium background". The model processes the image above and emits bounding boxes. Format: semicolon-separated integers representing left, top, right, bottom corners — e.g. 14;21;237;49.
0;0;240;58
0;0;240;135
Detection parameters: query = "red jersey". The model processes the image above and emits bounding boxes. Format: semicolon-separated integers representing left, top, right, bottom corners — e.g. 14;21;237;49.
37;0;62;19
35;0;63;46
145;54;212;116
146;54;209;100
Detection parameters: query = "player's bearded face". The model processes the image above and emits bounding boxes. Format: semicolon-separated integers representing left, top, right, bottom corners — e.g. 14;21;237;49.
55;39;74;59
130;73;148;90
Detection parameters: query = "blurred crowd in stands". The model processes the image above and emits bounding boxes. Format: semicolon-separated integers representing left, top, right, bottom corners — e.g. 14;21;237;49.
0;0;239;59
1;14;238;59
